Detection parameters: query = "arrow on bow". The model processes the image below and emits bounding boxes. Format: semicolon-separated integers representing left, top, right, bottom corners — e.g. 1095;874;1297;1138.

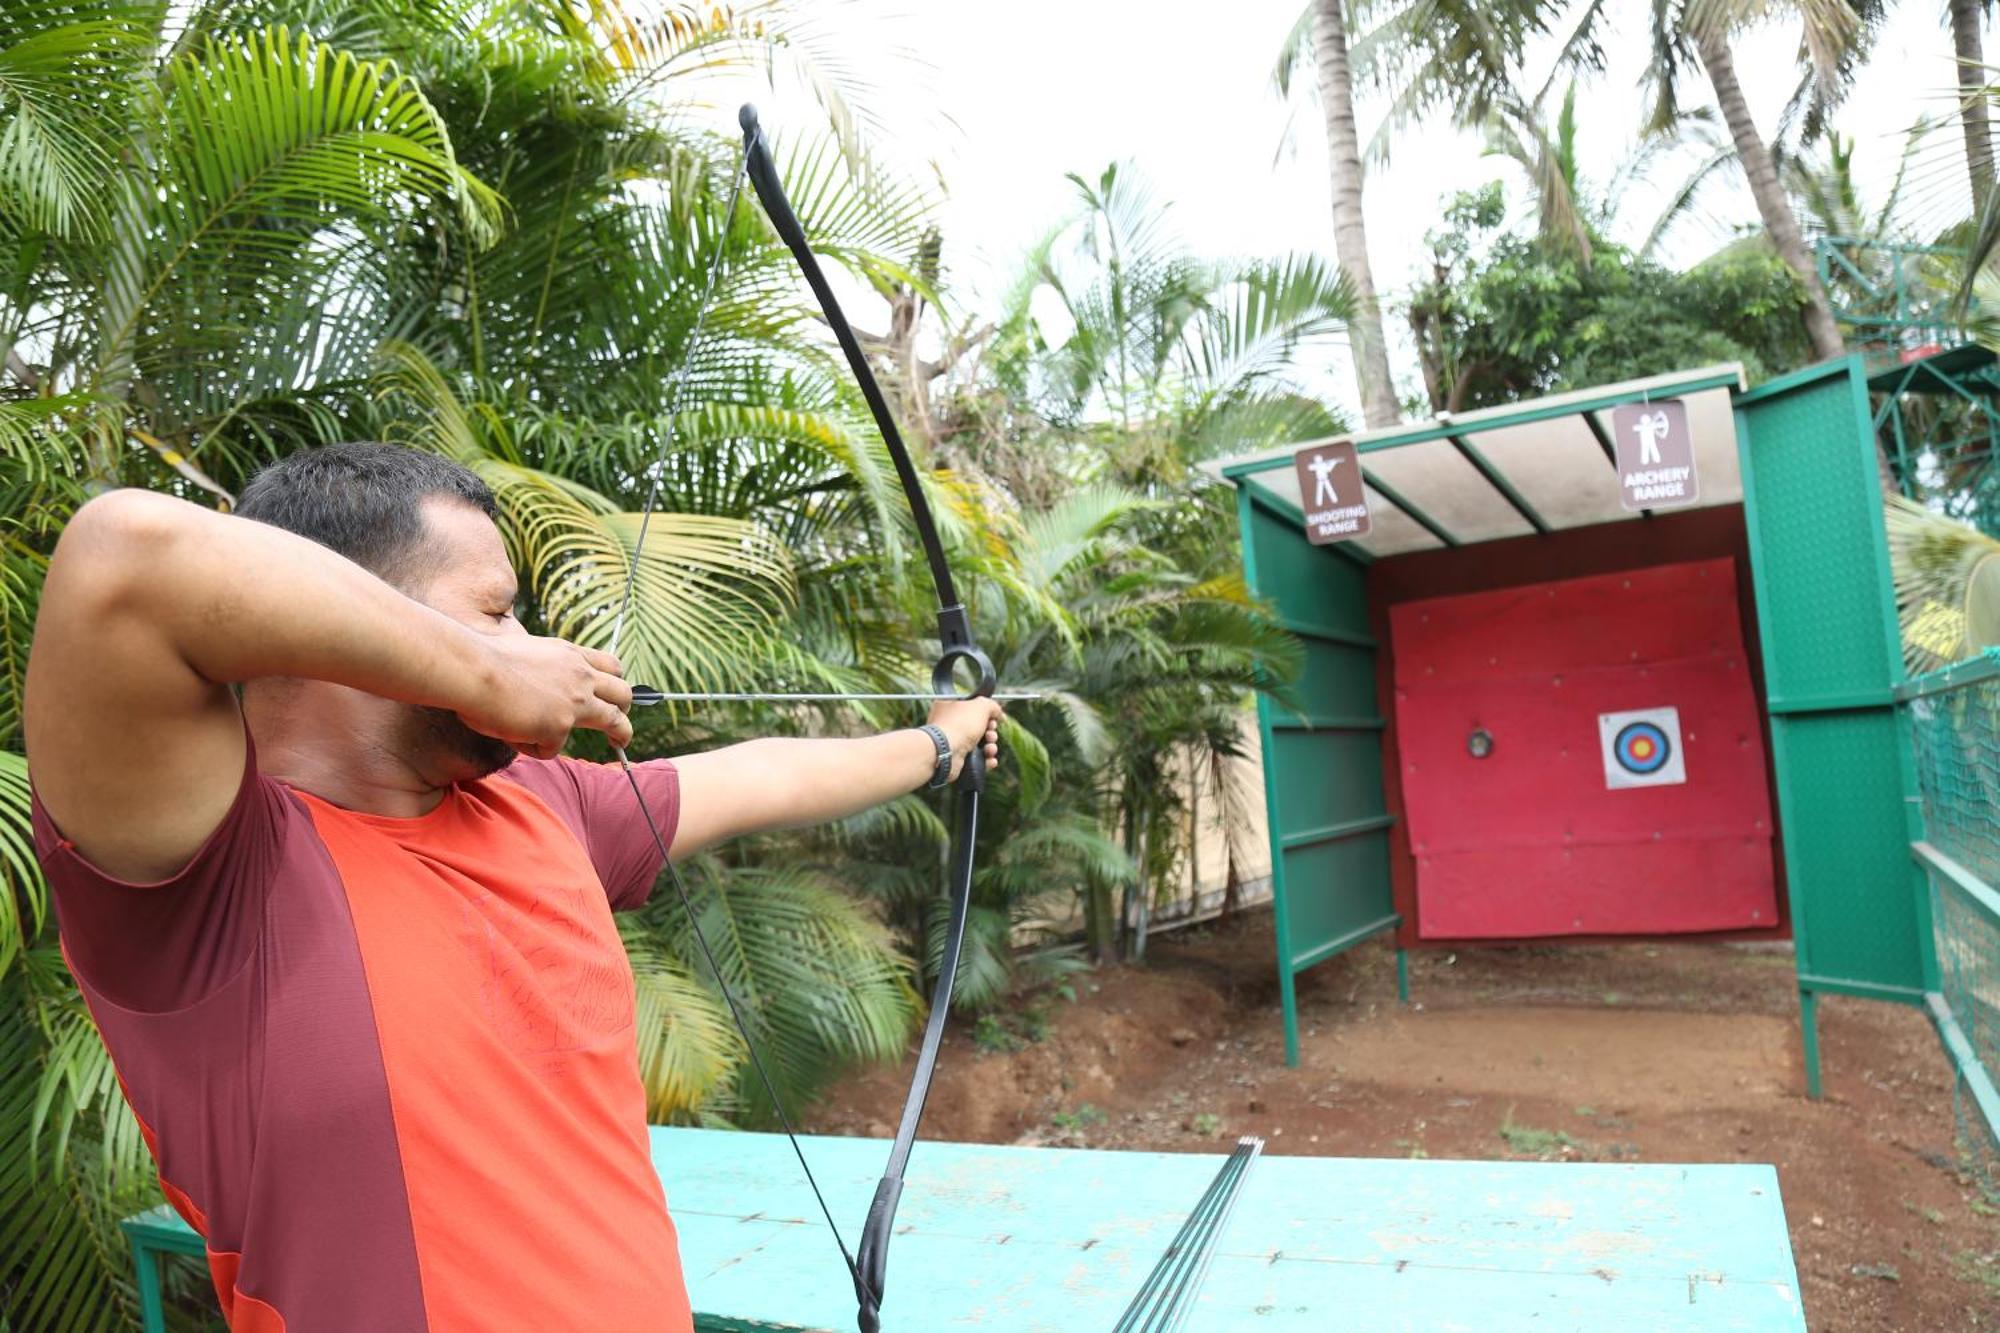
609;105;995;1333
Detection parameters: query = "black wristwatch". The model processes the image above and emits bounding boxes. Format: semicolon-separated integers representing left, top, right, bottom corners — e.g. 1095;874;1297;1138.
917;724;954;790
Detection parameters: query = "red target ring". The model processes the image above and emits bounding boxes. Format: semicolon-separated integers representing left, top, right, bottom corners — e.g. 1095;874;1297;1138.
1613;721;1672;775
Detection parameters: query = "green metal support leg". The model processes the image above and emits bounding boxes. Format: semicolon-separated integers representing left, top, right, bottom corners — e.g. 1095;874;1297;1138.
1396;948;1410;1004
1799;988;1823;1100
130;1234;168;1333
1280;965;1300;1068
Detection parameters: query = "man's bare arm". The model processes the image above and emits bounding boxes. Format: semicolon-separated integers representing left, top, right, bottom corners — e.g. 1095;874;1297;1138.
670;702;1002;858
25;490;630;882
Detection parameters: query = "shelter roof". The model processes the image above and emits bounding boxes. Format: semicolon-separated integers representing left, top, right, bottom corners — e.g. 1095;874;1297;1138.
1211;364;1747;558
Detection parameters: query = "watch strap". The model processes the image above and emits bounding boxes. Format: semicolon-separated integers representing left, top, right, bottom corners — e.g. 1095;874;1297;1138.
917;724;953;790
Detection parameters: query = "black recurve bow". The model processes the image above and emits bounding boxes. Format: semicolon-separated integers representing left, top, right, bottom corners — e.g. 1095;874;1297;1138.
610;104;995;1333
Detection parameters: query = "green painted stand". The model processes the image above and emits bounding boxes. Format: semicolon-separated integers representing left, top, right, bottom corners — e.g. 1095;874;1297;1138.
125;1127;1805;1331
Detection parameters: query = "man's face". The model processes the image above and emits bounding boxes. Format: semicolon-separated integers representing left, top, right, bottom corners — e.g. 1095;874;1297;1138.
396;497;526;782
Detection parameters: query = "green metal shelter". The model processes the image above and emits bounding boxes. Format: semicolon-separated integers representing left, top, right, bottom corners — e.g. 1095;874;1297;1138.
1215;358;1921;1092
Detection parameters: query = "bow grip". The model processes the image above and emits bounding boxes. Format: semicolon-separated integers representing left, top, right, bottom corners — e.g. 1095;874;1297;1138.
932;600;996;703
854;1175;902;1332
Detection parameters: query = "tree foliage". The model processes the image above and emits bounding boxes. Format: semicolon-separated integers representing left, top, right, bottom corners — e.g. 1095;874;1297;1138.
1407;182;1813;412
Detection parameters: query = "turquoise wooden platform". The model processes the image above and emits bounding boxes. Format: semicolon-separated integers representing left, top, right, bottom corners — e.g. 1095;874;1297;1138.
124;1127;1804;1331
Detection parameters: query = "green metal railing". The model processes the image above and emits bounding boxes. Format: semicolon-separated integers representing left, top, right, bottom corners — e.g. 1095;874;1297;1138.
1820;236;2000;534
1902;649;2000;1176
1816;236;1967;353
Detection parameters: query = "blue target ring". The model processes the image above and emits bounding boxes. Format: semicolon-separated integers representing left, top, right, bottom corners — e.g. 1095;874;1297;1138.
1613;721;1672;775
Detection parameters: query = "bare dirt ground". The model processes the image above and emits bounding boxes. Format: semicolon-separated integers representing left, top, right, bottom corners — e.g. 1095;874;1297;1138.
807;911;2000;1331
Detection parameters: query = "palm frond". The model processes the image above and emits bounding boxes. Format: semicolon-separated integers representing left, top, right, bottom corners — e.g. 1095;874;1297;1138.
664;863;918;1118
95;26;500;404
1886;493;2000;672
0;751;39;980
0;3;157;239
619;918;744;1122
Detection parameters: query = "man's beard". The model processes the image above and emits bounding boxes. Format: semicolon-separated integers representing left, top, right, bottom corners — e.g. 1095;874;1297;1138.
405;705;518;782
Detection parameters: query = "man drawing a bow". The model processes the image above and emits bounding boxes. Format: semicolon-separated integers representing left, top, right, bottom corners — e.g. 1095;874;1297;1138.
24;443;1003;1331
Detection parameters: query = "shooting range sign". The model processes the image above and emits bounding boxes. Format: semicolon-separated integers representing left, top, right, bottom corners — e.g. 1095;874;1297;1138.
1599;706;1687;789
1292;439;1371;544
1611;398;1699;511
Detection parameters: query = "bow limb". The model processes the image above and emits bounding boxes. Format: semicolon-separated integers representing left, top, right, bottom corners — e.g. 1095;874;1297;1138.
738;104;993;1333
736;105;994;704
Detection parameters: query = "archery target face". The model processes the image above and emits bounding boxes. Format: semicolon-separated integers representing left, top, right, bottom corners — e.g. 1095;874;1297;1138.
1599;707;1687;789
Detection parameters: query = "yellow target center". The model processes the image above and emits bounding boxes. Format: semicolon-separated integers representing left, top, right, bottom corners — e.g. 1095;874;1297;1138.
1631;738;1655;759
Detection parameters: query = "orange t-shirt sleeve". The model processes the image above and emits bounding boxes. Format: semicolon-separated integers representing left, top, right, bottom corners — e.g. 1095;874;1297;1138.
499;756;679;911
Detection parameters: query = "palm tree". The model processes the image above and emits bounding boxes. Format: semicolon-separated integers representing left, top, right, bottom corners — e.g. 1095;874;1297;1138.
978;165;1330;958
1949;0;1994;208
1481;82;1596;264
1274;0;1614;426
1274;1;1401;428
1644;0;1875;363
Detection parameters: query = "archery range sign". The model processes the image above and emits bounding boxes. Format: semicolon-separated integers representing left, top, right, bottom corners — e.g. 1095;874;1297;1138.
1611;398;1699;511
1292;439;1371;544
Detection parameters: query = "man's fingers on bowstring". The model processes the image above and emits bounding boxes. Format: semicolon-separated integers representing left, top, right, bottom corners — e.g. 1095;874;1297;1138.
578;646;626;680
592;667;634;715
579;696;634;750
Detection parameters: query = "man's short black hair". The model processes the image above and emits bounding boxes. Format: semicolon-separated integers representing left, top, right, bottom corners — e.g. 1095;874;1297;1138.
234;443;498;590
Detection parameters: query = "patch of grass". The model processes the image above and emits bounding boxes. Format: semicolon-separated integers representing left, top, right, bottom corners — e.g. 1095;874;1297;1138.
1052;1103;1107;1132
1950;1249;2000;1294
1191;1112;1222;1138
970;998;1058;1054
1574;1105;1598;1118
971;1014;1024;1054
1901;1200;1946;1226
1498;1108;1576;1159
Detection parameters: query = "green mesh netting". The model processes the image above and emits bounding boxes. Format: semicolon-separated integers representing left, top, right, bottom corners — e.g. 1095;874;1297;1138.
1907;649;2000;1187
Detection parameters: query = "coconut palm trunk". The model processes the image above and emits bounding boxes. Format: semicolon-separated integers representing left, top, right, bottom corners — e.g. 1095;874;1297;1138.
1311;0;1400;428
1694;31;1846;363
1950;0;1995;208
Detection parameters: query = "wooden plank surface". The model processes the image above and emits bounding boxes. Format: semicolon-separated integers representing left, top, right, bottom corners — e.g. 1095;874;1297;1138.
657;1128;1805;1332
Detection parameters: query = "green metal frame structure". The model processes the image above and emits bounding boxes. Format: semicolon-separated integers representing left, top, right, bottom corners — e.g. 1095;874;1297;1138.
1223;358;1924;1086
1817;236;2000;528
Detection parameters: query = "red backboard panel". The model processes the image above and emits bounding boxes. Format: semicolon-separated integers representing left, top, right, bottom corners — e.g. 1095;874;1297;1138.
1390;558;1776;939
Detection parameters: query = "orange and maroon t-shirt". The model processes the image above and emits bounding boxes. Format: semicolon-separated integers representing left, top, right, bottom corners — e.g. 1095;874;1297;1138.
31;735;694;1332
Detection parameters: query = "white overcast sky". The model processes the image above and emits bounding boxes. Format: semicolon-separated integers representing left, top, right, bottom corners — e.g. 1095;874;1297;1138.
702;0;1982;420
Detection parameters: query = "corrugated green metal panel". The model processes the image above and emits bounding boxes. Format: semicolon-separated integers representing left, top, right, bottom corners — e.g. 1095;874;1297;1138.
1279;833;1396;970
1767;710;1924;994
1236;483;1397;1066
1736;361;1900;700
1245;495;1372;627
1265;639;1380;723
1267;730;1388;833
1737;363;1923;1003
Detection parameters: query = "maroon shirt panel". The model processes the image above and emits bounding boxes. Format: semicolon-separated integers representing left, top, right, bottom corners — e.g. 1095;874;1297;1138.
32;740;428;1331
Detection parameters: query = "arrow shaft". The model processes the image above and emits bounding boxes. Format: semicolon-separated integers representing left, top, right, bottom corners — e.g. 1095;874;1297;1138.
632;689;1041;705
